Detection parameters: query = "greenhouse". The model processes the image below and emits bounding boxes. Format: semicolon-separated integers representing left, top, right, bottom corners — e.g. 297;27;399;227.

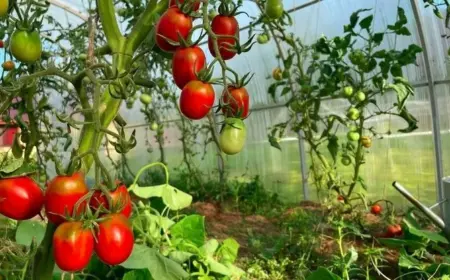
1;0;450;279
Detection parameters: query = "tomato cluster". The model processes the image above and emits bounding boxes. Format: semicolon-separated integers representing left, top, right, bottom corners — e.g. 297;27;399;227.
0;173;134;272
155;2;250;155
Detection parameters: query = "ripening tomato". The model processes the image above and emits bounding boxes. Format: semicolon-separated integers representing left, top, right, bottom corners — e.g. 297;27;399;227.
0;176;44;220
386;224;402;237
208;15;239;60
361;136;372;148
2;60;15;71
179;80;215;120
219;118;247;155
0;0;8;17
53;221;94;272
337;195;345;202
44;172;89;225
90;183;132;218
222;87;250;118
169;0;200;11
172;46;206;89
10;30;42;63
95;213;134;265
155;7;193;53
371;204;382;215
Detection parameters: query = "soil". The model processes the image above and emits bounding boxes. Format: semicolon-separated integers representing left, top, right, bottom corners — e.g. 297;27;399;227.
191;200;407;277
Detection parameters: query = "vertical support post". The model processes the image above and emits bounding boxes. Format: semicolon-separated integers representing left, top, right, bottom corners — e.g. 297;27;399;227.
443;178;450;227
297;115;309;200
410;0;444;213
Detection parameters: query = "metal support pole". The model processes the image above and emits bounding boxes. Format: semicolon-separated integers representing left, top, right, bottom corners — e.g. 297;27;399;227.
297;115;309;200
443;178;450;226
410;0;445;214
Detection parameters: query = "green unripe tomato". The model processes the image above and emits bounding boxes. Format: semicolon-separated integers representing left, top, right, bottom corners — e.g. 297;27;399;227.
355;91;366;102
265;0;284;20
347;131;360;142
342;86;354;98
150;122;158;131
10;30;42;63
272;67;283;80
257;33;269;44
140;93;152;105
346;107;360;121
341;155;352;166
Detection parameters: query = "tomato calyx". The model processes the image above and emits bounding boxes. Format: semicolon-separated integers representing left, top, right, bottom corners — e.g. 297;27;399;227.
170;0;201;16
217;2;240;17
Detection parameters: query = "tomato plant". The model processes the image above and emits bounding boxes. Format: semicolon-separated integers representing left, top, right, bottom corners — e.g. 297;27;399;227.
53;221;94;272
44;172;89;225
94;213;134;265
179;80;215;120
0;176;44;220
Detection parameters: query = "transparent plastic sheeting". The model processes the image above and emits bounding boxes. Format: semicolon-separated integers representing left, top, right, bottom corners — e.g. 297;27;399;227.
42;0;450;208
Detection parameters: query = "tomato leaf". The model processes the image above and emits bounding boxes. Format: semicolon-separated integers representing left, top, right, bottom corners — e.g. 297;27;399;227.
129;183;165;199
161;184;192;210
268;135;282;150
306;267;342;280
359;15;373;29
327;135;339;162
206;257;232;276
397;107;418;133
170;215;206;247
403;218;449;244
120;244;189;280
123;269;153;280
15;220;45;247
168;251;193;264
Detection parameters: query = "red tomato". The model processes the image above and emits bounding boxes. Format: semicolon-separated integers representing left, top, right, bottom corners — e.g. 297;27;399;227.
0;176;44;220
44;172;89;225
0;40;4;48
90;183;132;218
370;204;382;215
53;221;94;272
155;7;193;53
386;224;402;237
172;46;206;90
169;0;200;11
95;213;134;265
337;195;344;202
179;80;215;120
208;15;239;60
222;86;250;118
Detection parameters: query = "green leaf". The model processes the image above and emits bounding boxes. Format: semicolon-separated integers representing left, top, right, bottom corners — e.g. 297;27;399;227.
359;15;373;29
344;247;358;267
15;220;45;247
398;248;426;270
327;135;339;162
403;218;449;244
200;239;219;257
434;7;443;19
130;184;192;211
168;251;193;264
268;135;282;150
307;267;342;280
386;80;412;111
397;107;418;133
120;244;189;280
170;215;205;247
378;237;426;250
397;7;407;24
161;185;193;210
357;176;367;190
206;257;232;276
396;26;411;36
130;184;164;199
217;238;240;263
372;33;384;45
123;269;153;280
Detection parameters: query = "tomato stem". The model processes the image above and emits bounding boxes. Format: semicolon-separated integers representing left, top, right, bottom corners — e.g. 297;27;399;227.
31;223;57;280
